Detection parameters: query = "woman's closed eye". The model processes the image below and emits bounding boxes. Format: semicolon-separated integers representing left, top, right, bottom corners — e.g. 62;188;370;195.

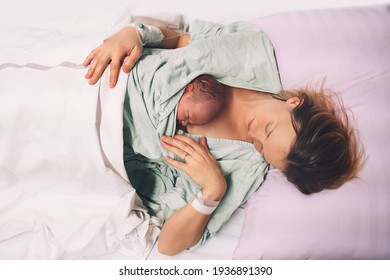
265;122;274;139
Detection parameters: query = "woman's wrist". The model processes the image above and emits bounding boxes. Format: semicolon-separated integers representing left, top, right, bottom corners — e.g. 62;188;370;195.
131;23;165;47
190;190;223;215
201;182;227;202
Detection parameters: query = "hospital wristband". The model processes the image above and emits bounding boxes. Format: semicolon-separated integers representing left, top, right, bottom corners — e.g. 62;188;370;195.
132;23;165;47
190;191;220;215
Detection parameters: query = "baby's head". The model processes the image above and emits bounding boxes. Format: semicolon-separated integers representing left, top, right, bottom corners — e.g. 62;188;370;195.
177;75;226;127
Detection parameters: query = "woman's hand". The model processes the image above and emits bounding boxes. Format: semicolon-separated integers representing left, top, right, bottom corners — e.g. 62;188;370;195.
158;135;226;255
161;135;226;201
82;26;143;88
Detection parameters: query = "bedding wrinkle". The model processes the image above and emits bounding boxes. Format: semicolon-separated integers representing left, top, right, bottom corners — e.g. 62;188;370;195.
0;62;84;71
94;83;114;174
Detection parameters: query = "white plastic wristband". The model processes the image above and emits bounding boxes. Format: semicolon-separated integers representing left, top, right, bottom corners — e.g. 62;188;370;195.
133;23;165;47
190;191;220;215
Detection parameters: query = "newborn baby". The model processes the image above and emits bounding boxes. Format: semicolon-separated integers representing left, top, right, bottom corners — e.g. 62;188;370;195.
176;75;226;129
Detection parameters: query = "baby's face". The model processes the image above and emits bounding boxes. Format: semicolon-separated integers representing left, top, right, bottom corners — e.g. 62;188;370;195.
177;93;218;127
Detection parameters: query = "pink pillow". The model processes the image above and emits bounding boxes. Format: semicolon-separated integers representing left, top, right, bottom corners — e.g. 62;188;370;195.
233;4;390;259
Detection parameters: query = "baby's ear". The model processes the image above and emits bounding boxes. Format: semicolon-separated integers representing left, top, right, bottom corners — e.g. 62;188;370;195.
183;83;194;94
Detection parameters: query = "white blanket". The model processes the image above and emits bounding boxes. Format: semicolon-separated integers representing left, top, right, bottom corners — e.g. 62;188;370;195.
0;13;161;259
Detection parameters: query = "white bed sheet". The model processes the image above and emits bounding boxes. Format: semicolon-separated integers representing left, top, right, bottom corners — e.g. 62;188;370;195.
0;17;161;259
148;208;245;260
89;207;245;260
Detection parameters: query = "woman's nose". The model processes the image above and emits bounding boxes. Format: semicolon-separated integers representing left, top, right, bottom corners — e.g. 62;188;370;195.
259;146;264;154
182;119;189;126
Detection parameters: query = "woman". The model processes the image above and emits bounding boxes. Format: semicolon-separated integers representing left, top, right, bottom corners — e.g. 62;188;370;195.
83;21;364;256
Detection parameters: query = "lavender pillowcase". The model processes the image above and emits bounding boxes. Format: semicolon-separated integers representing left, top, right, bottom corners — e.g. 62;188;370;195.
233;4;390;259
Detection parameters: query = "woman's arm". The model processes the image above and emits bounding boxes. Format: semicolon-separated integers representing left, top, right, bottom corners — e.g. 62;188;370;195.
83;25;190;88
159;27;190;49
158;204;210;255
159;135;226;256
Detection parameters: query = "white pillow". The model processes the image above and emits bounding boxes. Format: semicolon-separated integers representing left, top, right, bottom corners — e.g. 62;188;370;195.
233;4;390;259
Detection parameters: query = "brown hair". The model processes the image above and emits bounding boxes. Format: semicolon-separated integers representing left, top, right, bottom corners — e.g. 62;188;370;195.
274;87;365;194
190;75;226;113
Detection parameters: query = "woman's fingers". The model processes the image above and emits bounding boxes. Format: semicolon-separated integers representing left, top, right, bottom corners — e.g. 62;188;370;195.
161;135;204;174
83;54;98;79
88;56;111;85
161;135;204;158
164;156;188;171
161;136;192;161
161;135;214;169
162;135;226;198
173;135;208;154
82;48;98;69
122;45;142;73
109;56;123;88
83;48;107;84
83;47;142;87
198;136;210;154
83;26;144;87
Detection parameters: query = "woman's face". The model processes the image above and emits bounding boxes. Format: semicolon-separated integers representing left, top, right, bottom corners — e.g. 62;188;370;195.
245;97;300;170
